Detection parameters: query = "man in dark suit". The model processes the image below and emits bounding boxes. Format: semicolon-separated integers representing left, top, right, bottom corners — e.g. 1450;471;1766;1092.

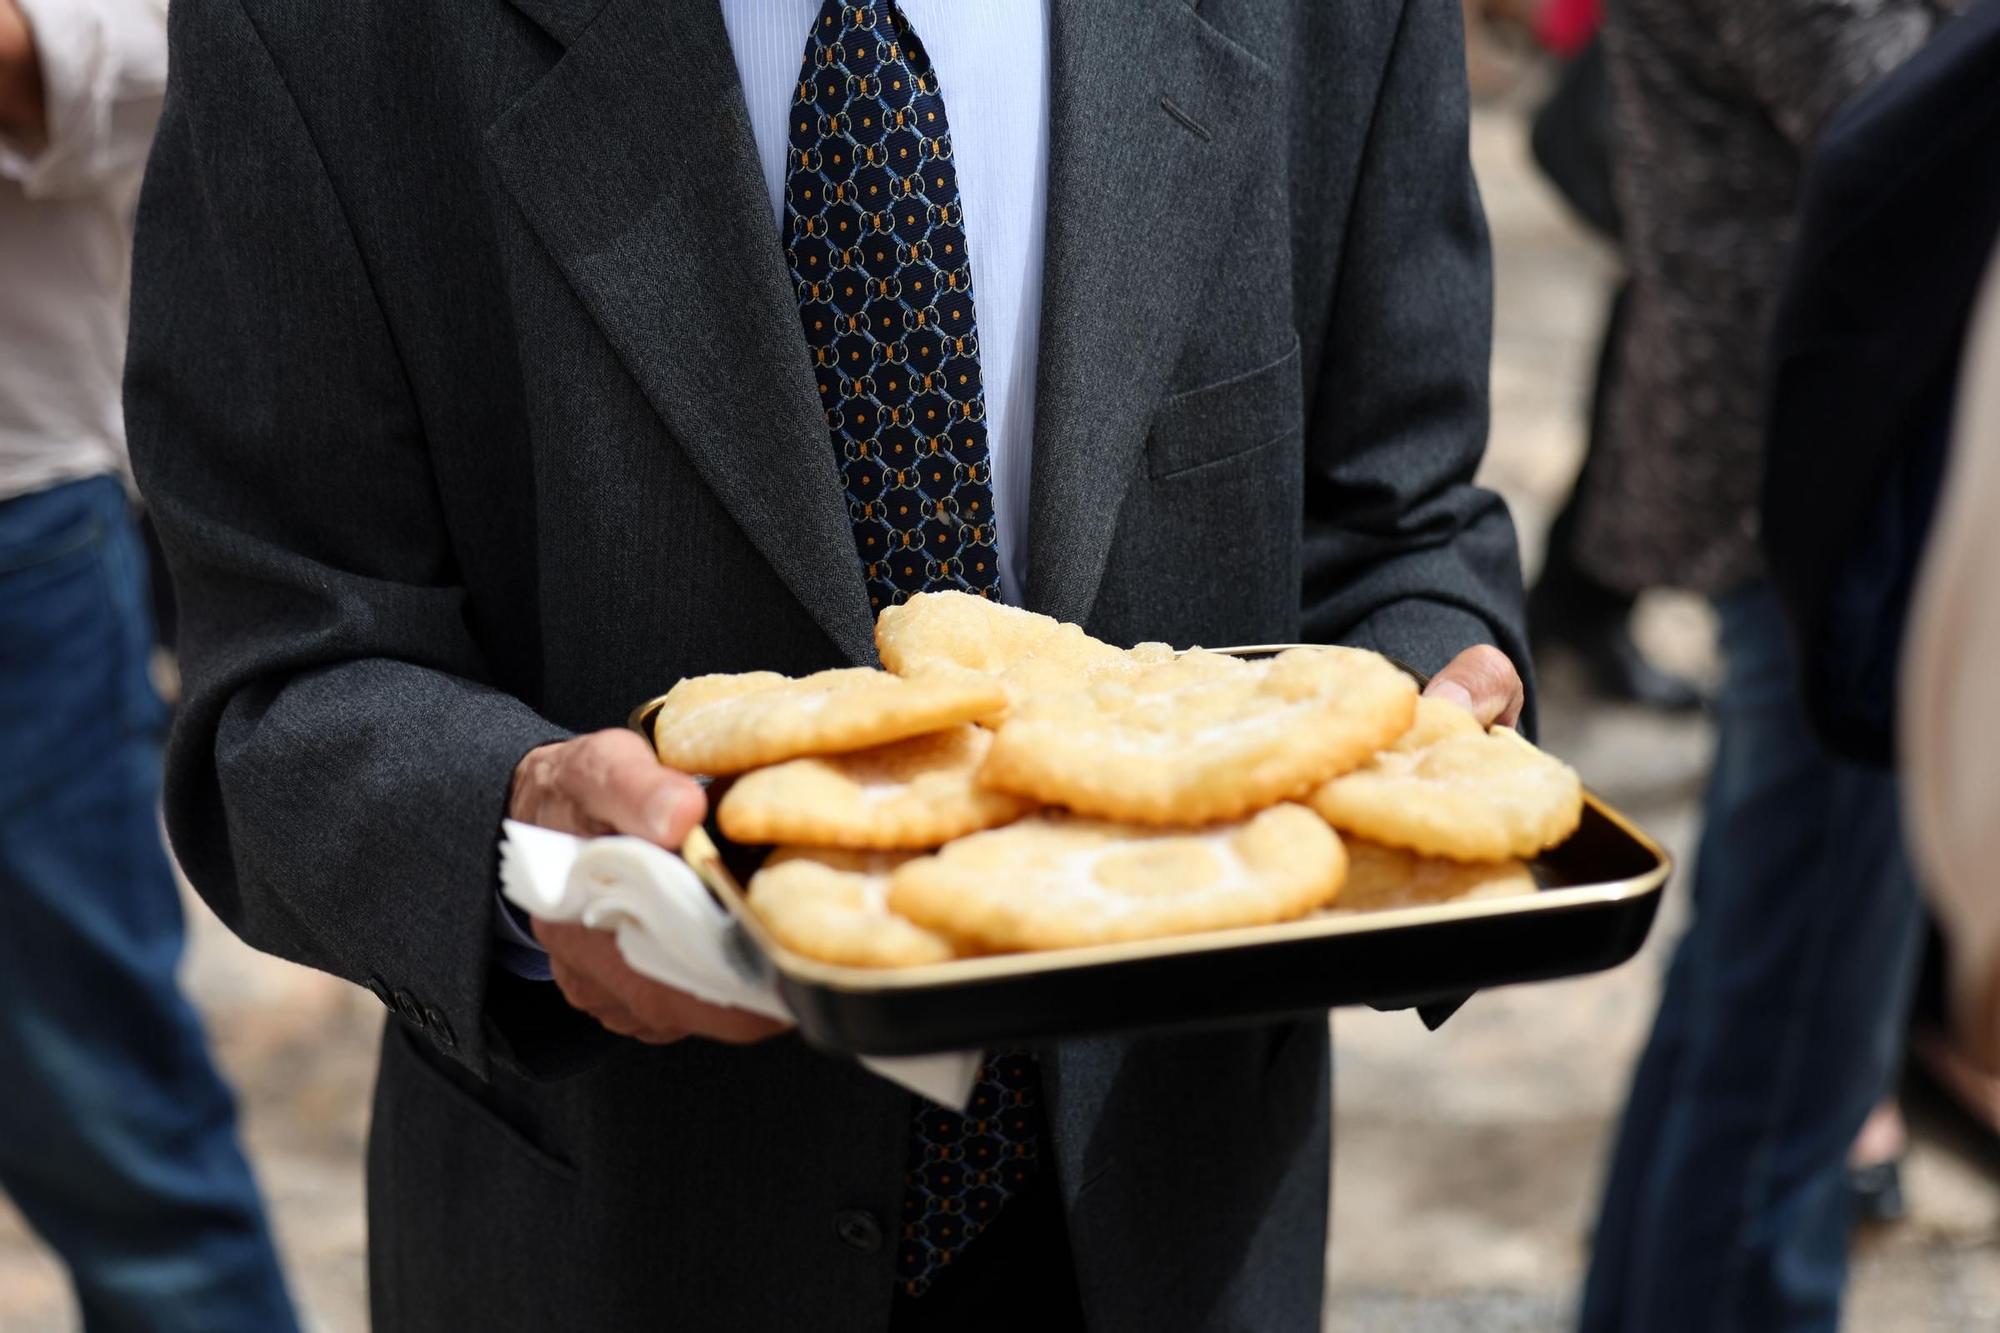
128;1;1529;1327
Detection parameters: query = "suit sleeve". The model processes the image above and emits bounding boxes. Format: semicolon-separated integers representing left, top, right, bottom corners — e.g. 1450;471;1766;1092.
1299;0;1532;723
125;0;571;1077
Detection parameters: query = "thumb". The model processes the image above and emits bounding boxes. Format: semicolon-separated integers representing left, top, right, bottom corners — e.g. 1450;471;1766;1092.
572;730;709;847
1424;644;1523;727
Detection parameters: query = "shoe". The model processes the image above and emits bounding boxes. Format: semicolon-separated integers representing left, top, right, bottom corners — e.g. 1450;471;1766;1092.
1528;563;1707;713
1847;1158;1907;1225
1571;620;1706;713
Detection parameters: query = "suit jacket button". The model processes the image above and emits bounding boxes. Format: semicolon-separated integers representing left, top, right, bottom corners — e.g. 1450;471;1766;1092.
833;1209;883;1254
392;989;428;1026
423;1004;457;1047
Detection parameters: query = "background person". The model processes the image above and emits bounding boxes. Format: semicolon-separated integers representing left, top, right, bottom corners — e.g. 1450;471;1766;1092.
0;1;298;1329
1576;0;1955;1328
1762;0;2000;1137
1523;30;1703;715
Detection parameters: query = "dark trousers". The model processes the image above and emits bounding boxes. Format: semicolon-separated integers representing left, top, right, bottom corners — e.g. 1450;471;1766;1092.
1580;580;1922;1332
0;476;298;1333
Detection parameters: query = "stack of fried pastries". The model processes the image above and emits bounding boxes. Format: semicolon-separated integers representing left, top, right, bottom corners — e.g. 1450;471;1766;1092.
646;593;1582;967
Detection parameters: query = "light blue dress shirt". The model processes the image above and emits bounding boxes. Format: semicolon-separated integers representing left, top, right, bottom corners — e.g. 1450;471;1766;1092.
497;1;1052;977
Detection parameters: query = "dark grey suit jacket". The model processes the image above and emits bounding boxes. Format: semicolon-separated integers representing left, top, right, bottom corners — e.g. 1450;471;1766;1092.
127;1;1524;1328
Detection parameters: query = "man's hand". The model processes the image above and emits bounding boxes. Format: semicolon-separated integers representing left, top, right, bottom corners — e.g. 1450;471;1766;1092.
509;729;788;1046
1423;644;1526;728
0;0;47;147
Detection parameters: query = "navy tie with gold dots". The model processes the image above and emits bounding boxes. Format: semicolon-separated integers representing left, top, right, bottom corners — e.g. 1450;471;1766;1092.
784;0;1002;613
783;0;1037;1297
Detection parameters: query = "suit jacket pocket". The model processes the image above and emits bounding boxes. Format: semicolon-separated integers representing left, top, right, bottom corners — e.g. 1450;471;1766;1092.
372;1024;586;1330
385;1022;578;1183
1146;337;1303;479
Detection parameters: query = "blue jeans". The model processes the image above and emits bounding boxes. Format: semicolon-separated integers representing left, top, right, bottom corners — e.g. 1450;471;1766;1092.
1579;580;1922;1333
0;477;297;1333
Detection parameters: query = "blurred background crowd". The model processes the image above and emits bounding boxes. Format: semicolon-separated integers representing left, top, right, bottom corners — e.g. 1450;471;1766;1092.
3;0;1999;1329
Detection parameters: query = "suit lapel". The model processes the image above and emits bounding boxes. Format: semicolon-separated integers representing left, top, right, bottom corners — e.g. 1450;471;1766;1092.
487;0;878;665
1025;0;1275;626
500;0;602;45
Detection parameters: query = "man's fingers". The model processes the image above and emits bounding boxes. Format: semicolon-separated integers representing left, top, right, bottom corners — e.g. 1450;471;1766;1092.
550;939;683;1042
590;942;790;1044
1424;644;1526;727
550;954;652;1038
565;730;707;847
536;916;786;1045
510;731;704;844
1424;677;1479;716
543;929;632;1014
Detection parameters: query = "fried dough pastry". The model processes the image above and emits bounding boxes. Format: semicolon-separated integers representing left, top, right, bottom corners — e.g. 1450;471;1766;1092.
887;804;1347;951
1307;698;1582;862
651;667;1005;775
746;849;956;968
716;724;1034;850
977;646;1417;825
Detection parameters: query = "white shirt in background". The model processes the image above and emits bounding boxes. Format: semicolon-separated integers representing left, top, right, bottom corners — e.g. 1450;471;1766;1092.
0;0;166;503
718;0;1051;604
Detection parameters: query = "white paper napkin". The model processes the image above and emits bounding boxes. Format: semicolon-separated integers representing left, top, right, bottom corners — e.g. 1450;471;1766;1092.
499;820;981;1109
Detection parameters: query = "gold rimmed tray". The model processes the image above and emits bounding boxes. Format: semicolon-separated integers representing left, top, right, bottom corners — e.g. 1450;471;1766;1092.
631;646;1670;1056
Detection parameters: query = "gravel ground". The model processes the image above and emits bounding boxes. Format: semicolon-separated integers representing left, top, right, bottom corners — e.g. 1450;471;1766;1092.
3;92;1995;1333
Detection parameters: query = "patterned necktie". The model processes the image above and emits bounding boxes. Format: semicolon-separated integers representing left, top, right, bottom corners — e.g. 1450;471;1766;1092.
783;0;1039;1297
784;0;1002;613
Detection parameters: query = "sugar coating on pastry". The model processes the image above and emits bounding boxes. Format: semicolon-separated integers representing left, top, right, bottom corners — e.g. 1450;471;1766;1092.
716;724;1036;850
874;589;1171;712
650;667;1006;775
1307;698;1584;862
746;849;956;968
977;646;1418;825
1333;838;1538;913
886;804;1347;951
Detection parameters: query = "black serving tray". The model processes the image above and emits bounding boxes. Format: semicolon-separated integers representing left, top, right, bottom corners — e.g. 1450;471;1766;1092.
634;647;1670;1057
